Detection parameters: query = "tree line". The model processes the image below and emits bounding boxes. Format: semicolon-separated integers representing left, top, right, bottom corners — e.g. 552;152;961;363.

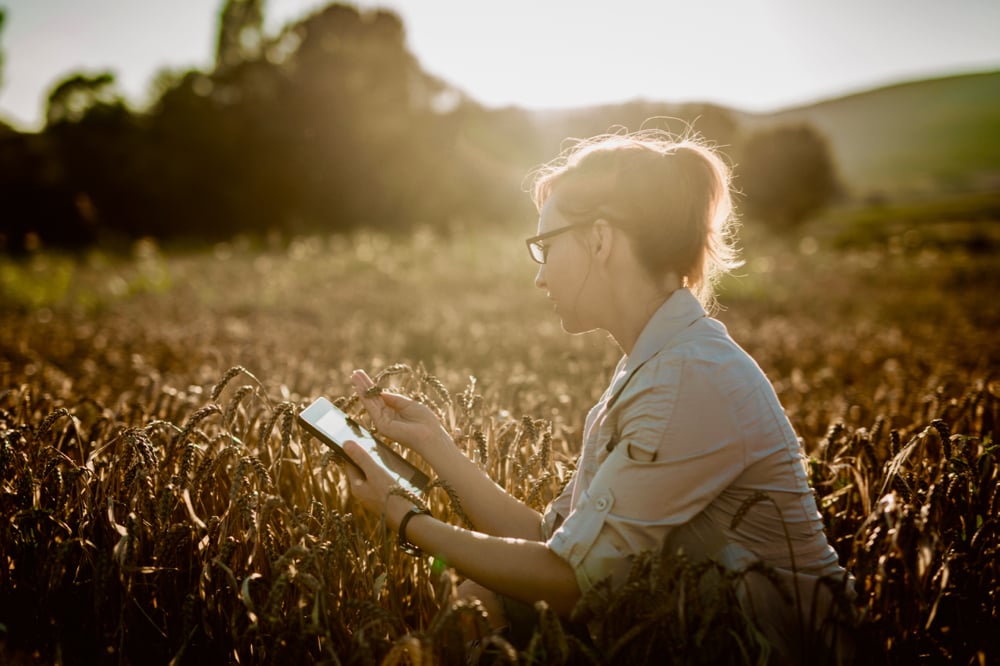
0;2;839;253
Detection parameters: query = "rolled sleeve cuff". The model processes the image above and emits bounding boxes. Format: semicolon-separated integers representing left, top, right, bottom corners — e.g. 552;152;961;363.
547;488;617;591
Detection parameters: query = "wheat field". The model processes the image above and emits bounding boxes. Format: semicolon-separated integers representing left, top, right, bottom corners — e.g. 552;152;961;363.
0;225;997;664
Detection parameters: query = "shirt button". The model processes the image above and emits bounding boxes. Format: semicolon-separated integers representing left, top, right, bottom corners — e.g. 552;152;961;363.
594;497;609;511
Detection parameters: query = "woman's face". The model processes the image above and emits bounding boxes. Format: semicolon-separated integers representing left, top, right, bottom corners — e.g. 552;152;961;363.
533;192;600;334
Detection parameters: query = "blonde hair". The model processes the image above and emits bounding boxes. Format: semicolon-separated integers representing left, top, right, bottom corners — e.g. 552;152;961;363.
529;129;742;309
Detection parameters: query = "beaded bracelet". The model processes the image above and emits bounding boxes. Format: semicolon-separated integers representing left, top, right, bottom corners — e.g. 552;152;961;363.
397;506;431;556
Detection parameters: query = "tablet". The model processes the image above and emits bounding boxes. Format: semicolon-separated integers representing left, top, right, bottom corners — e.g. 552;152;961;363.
298;396;429;496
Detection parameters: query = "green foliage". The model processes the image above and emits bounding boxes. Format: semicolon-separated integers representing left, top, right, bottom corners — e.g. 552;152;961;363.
736;124;840;228
0;7;6;90
0;4;541;252
45;71;121;127
831;190;1000;252
0;240;171;312
216;0;264;70
1;1;997;252
764;71;1000;197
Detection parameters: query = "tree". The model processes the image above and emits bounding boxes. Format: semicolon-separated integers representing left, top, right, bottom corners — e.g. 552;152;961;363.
34;70;158;248
737;123;840;228
1;8;6;90
216;0;265;71
3;2;543;251
45;72;121;126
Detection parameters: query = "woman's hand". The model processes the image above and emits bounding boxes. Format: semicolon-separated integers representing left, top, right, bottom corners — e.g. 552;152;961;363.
342;440;405;522
343;441;580;617
351;369;449;458
351;368;544;541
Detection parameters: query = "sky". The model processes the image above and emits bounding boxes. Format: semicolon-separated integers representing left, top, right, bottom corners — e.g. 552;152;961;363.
1;0;998;131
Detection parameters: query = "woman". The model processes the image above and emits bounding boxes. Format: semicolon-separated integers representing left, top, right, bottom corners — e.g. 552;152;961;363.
342;131;852;662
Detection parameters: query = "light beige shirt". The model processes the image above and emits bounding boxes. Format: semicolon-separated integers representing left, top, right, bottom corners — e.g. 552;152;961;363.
543;289;848;631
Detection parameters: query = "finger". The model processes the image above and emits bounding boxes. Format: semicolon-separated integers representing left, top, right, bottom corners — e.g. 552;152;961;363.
351;369;376;394
351;371;392;417
378;391;413;411
351;368;374;383
343;463;366;489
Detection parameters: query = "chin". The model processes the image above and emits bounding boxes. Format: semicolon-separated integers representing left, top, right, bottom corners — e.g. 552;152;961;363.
559;321;579;334
559;315;598;336
553;301;599;335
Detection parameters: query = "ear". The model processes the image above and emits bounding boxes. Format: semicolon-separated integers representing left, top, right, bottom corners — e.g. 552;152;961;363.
590;219;614;262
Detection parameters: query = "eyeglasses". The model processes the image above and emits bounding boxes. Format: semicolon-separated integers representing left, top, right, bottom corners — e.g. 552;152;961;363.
525;221;594;264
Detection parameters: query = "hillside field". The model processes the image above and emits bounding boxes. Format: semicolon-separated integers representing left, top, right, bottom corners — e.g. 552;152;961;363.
530;71;1000;205
756;70;1000;198
0;217;998;664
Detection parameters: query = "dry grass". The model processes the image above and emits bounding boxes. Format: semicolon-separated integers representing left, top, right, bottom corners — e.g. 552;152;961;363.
0;227;997;664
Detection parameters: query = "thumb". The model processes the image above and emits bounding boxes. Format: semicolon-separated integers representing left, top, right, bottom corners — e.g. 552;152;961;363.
342;440;372;480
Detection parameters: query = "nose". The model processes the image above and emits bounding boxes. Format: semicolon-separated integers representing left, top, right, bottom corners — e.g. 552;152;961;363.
534;263;546;290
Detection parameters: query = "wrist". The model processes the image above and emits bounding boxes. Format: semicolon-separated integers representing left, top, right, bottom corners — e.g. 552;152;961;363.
423;427;457;463
397;505;432;556
385;493;418;529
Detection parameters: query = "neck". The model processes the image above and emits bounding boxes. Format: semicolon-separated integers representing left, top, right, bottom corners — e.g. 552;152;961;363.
606;274;681;355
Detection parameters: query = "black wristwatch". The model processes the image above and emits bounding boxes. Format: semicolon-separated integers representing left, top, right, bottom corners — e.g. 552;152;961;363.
398;506;431;556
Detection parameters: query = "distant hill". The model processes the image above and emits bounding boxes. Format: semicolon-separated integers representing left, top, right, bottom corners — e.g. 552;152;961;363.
744;70;1000;199
527;70;1000;202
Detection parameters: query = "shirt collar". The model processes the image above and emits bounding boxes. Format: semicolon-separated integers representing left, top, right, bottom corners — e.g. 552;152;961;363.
604;288;707;407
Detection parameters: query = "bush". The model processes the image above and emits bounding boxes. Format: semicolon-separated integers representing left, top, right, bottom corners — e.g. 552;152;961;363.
737;124;840;228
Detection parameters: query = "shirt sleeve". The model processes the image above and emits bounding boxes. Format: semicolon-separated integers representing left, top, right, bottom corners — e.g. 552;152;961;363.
541;473;575;539
546;354;750;591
